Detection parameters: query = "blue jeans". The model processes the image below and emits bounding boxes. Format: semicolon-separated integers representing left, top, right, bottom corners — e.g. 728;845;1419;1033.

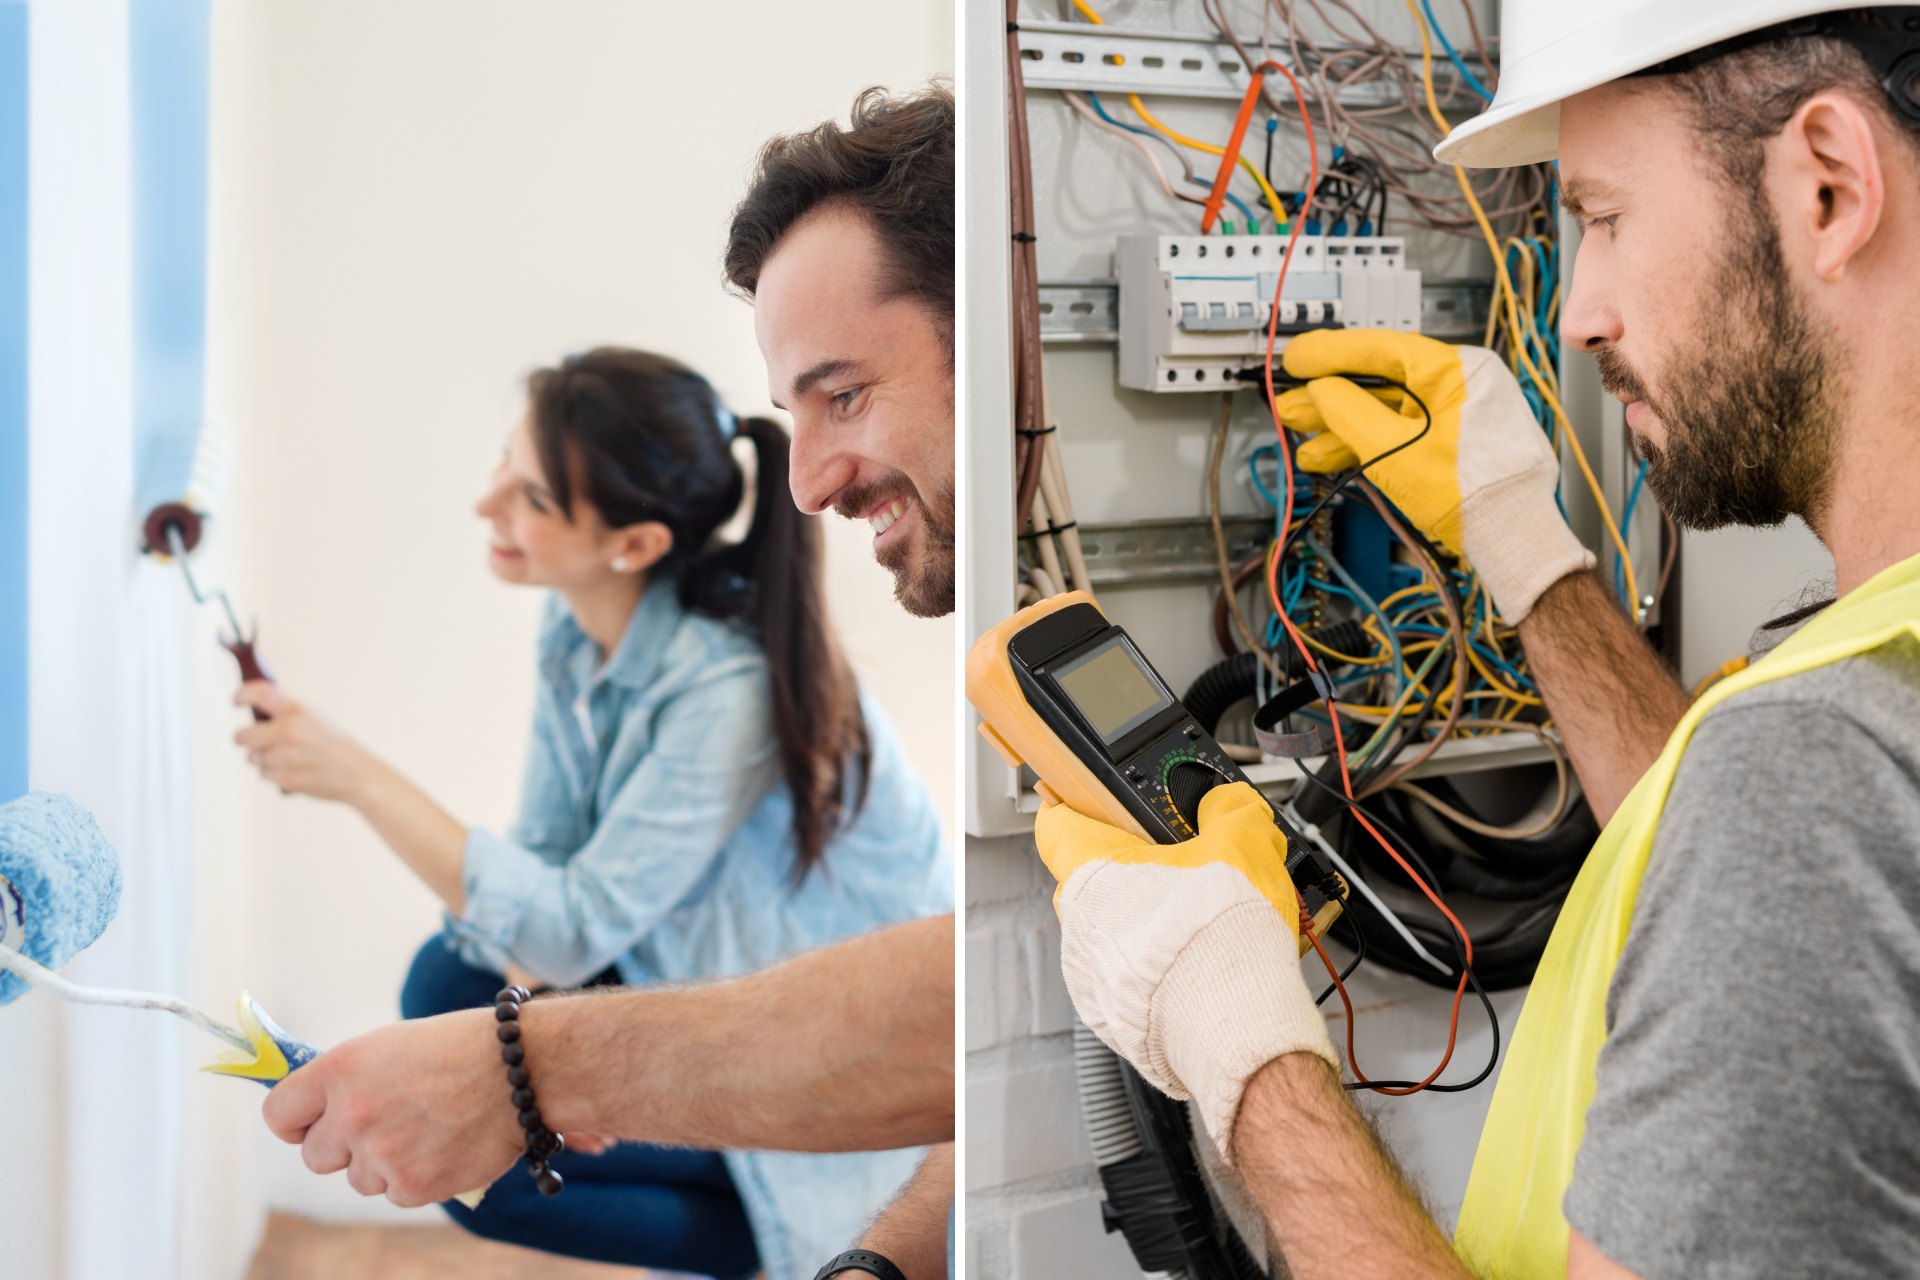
401;932;761;1280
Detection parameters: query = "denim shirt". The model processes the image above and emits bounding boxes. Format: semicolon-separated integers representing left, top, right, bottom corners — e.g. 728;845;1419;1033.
448;584;952;1280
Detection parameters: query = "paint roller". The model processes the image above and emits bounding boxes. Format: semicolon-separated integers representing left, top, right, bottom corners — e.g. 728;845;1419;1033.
0;791;316;1084
136;419;274;721
0;795;502;1204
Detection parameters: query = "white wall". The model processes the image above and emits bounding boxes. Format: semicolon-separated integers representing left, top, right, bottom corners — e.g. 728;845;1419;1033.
13;4;201;1279
184;0;955;1261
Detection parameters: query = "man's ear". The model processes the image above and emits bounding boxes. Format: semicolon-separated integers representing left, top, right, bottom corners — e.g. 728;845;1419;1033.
1775;91;1887;281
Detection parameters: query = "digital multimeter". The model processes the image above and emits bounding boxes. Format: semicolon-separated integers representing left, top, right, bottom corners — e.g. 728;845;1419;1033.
967;591;1347;949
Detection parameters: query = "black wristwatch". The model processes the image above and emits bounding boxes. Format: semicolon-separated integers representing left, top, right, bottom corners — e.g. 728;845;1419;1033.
812;1247;909;1280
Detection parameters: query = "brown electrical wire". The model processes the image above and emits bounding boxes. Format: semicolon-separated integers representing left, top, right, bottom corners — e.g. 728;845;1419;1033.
1008;0;1047;538
1062;90;1208;207
1213;550;1268;656
1455;0;1496;92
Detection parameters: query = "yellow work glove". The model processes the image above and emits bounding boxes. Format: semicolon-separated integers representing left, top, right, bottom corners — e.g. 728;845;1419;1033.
1279;329;1595;623
1034;782;1337;1160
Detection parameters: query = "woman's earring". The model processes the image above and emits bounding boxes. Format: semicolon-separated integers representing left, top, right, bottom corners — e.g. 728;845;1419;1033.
612;557;630;572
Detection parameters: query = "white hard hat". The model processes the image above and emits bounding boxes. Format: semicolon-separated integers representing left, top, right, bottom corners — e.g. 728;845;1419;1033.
1435;4;1920;168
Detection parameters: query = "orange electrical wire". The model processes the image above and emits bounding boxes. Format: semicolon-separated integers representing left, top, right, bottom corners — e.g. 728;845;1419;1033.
1201;61;1277;234
1255;59;1476;1096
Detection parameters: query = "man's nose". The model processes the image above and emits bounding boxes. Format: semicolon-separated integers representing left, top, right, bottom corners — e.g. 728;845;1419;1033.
1561;237;1623;354
786;414;857;515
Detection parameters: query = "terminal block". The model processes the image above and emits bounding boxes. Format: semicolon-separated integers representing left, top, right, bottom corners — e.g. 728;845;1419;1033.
1117;233;1422;392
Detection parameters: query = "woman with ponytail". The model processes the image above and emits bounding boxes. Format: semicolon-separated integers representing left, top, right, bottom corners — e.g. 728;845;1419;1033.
232;347;951;1280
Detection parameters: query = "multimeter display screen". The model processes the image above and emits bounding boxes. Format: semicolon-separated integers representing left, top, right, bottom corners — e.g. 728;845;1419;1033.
1054;636;1174;745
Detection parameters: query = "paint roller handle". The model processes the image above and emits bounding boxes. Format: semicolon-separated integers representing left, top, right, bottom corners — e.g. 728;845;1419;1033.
224;636;273;721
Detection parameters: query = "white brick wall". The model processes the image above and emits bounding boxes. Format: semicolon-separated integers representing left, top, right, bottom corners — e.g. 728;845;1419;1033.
965;831;1143;1279
963;827;1530;1275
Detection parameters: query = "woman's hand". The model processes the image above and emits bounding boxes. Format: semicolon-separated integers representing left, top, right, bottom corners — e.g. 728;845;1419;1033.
234;682;377;803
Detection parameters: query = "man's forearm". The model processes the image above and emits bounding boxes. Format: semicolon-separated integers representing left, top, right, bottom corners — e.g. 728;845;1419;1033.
1235;1054;1470;1279
845;1142;954;1279
1519;570;1691;824
524;914;954;1152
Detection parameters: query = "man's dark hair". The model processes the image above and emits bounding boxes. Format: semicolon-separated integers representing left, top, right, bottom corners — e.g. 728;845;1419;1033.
724;82;954;343
1640;20;1920;192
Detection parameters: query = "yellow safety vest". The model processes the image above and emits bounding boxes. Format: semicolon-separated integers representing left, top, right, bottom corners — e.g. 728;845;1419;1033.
1453;548;1920;1278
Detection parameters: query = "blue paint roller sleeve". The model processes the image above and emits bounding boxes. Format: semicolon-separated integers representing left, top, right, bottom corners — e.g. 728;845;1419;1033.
0;792;122;1006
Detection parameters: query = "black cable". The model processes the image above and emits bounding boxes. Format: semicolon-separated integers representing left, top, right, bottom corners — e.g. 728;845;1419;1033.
1344;965;1500;1095
1299;767;1444;893
1263;117;1278;210
1315;915;1365;1007
1292;769;1502;1094
1272;380;1433;568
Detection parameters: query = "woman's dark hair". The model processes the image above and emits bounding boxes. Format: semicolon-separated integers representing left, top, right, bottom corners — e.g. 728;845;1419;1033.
724;82;954;349
526;347;869;878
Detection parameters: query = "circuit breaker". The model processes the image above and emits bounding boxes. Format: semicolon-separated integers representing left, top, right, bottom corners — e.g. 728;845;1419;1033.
1117;233;1422;391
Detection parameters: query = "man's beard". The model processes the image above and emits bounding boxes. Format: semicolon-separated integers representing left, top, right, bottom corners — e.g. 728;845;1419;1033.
835;474;956;619
1595;189;1840;533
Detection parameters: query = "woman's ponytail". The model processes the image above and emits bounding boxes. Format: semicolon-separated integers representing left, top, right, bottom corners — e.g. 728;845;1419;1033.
688;416;870;878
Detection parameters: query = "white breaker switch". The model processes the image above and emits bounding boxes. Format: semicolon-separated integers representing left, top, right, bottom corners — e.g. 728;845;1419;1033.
1117;233;1422;393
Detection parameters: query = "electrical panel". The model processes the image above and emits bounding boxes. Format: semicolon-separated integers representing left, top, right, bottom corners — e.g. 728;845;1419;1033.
1117;233;1421;391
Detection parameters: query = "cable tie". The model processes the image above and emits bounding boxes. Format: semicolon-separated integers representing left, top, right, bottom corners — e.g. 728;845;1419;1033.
1308;670;1336;704
1007;20;1020;31
1018;521;1078;541
1014;425;1059;438
1011;232;1037;243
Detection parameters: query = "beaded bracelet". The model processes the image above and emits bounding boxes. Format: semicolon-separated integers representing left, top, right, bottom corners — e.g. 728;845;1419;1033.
494;985;566;1196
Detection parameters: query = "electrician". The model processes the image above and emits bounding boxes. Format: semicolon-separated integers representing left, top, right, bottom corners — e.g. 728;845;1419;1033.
258;84;958;1280
1038;8;1920;1279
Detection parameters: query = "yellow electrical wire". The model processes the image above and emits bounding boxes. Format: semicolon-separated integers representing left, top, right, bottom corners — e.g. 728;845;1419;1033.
1299;632;1381;664
1126;96;1289;226
1403;0;1642;616
1072;0;1289;228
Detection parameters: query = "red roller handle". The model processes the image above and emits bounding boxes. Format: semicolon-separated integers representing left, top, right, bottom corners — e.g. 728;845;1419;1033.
224;636;273;722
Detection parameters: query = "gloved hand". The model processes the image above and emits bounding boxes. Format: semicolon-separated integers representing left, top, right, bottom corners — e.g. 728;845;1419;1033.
1278;329;1594;623
1034;782;1336;1159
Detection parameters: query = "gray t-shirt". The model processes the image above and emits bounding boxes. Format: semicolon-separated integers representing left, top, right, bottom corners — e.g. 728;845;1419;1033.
1564;619;1920;1278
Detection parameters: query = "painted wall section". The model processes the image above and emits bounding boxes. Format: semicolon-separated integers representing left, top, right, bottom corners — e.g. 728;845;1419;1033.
0;2;23;805
130;0;210;515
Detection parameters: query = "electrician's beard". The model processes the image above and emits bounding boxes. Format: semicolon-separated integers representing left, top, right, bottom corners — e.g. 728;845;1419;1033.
835;474;956;619
1596;193;1841;533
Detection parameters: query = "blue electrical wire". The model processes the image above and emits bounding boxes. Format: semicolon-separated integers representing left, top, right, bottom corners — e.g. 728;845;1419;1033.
1249;447;1281;507
1416;0;1493;102
1615;459;1649;608
1085;91;1264;232
1086;91;1152;138
1204;182;1258;233
1249;446;1318;515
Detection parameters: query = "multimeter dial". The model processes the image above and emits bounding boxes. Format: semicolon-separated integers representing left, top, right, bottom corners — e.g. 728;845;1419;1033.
1165;759;1226;829
1117;722;1239;839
